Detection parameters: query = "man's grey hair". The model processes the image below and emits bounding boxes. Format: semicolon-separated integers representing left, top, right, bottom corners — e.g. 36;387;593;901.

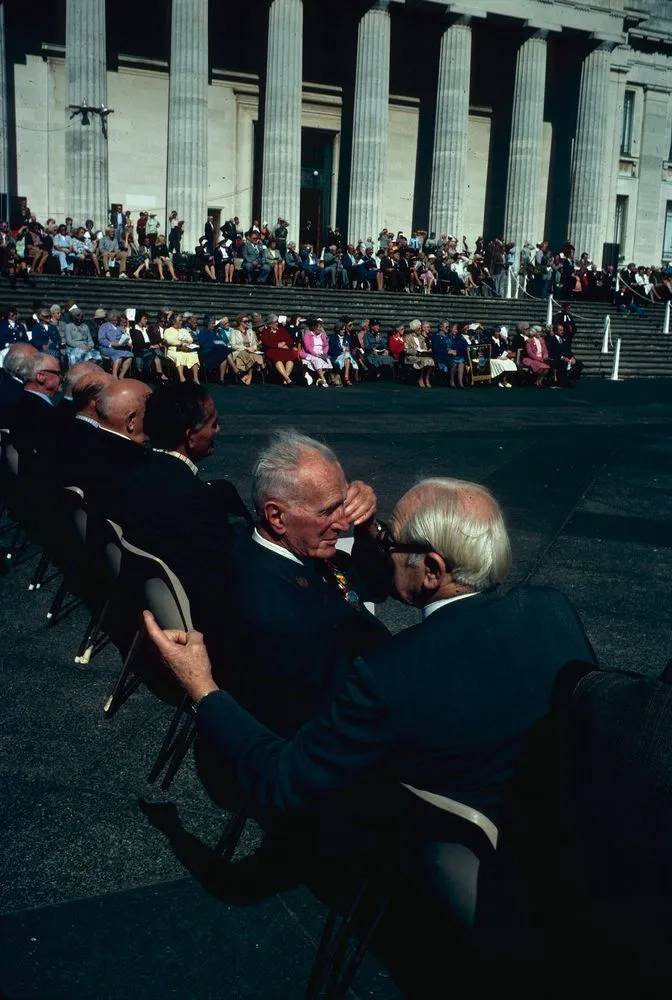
266;313;278;324
63;362;106;400
50;304;62;315
108;310;120;322
398;478;511;591
252;429;340;514
23;352;59;382
4;346;34;382
408;319;422;332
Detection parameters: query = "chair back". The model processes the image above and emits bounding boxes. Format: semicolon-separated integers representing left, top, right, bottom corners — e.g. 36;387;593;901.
401;783;498;850
101;518;124;580
5;440;19;478
63;486;86;545
119;536;193;631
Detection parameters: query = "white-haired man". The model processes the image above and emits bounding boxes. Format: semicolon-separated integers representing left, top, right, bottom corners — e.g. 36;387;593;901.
145;476;596;835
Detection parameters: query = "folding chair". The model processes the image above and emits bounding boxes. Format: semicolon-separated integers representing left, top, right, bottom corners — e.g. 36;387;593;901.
74;516;124;665
103;536;197;790
305;785;498;1000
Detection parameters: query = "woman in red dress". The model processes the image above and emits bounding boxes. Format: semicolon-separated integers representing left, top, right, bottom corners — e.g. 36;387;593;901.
388;322;405;362
260;313;298;385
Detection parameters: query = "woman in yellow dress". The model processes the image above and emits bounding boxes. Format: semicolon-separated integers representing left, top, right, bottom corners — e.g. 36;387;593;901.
163;313;201;383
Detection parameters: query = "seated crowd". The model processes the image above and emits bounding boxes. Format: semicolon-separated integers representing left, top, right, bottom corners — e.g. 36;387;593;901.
3;203;670;307
0;301;583;391
0;353;663;989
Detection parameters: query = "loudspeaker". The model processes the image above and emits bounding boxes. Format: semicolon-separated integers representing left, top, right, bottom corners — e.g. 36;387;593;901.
602;242;620;270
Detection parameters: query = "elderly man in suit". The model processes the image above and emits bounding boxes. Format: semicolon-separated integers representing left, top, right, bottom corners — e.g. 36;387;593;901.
8;350;62;459
146;430;390;739
112;382;253;632
145;475;596;841
0;343;37;427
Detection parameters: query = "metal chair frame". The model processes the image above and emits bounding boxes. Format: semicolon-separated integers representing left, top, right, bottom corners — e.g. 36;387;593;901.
305;785;498;999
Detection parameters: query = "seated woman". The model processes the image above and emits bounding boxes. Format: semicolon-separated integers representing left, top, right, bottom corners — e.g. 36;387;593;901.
388;322;405;362
25;225;48;274
353;321;369;375
215;240;235;283
64;306;102;365
98;311;134;379
199;315;234;383
522;325;552;387
300;317;333;388
128;238;152;279
265;239;285;287
164;313;201;383
130;310;167;381
328;320;358;386
229;314;265;386
152;236;177;280
364;320;394;377
404;318;435;389
488;327;518;389
260;313;298;386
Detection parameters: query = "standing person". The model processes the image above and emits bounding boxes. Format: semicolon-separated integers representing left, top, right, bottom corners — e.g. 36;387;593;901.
274;218;288;258
260;314;298;386
136;211;148;245
449;324;468;388
145;213;160;245
204;215;216;254
123;210;137;250
110;204;125;243
168;217;184;255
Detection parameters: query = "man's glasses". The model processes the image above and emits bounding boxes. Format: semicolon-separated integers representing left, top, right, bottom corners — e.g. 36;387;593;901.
374;520;433;558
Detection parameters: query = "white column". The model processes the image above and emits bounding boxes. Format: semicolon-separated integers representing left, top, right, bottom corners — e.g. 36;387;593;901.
261;0;303;245
166;0;208;254
348;0;391;243
65;0;108;227
0;3;9;199
428;17;472;239
606;68;628;248
503;31;548;257
568;41;614;258
633;87;671;260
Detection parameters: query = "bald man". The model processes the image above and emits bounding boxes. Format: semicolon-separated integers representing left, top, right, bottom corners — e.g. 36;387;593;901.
56;379;150;506
145;476;597;841
0;343;38;427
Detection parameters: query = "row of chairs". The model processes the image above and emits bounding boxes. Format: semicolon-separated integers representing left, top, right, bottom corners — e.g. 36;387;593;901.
0;432;506;998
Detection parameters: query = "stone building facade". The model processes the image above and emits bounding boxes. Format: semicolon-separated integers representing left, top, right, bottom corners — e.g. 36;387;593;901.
2;0;672;263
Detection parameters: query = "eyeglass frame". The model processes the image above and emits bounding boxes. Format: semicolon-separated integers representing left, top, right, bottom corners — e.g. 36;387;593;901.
374;519;434;558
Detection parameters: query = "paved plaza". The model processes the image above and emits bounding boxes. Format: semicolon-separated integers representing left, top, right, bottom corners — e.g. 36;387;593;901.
1;379;671;999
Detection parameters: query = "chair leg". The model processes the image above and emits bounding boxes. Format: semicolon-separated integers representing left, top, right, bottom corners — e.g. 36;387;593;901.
305;880;369;1000
159;714;196;790
326;891;391;1000
74;598;109;665
5;522;24;562
214;802;250;862
28;549;50;591
103;629;143;717
46;578;69;621
147;694;190;783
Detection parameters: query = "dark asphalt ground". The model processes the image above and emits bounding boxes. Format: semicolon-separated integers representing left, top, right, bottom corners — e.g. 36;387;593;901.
1;377;671;999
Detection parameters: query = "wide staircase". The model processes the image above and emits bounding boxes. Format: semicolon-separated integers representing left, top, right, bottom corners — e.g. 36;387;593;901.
6;275;671;378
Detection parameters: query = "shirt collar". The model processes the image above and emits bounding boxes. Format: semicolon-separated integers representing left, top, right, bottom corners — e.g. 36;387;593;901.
252;528;303;566
153;448;198;476
75;414;99;427
422;591;480;620
98;425;135;443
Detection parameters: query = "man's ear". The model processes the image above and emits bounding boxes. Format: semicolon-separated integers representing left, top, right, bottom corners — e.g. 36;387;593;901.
126;409;137;436
264;500;286;535
422;552;446;594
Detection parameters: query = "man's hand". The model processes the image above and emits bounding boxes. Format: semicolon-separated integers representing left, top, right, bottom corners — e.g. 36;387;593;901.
143;610;219;703
344;480;377;528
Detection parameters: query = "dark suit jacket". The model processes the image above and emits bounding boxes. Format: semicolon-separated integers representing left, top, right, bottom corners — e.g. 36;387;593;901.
111;450;253;631
0;374;25;429
213;533;390;736
8;391;58;463
52;424;148;512
196;585;596;821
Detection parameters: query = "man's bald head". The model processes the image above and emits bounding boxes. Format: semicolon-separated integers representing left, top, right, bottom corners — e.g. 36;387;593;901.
95;379;151;443
3;343;38;382
64;362;113;416
392;478;511;591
